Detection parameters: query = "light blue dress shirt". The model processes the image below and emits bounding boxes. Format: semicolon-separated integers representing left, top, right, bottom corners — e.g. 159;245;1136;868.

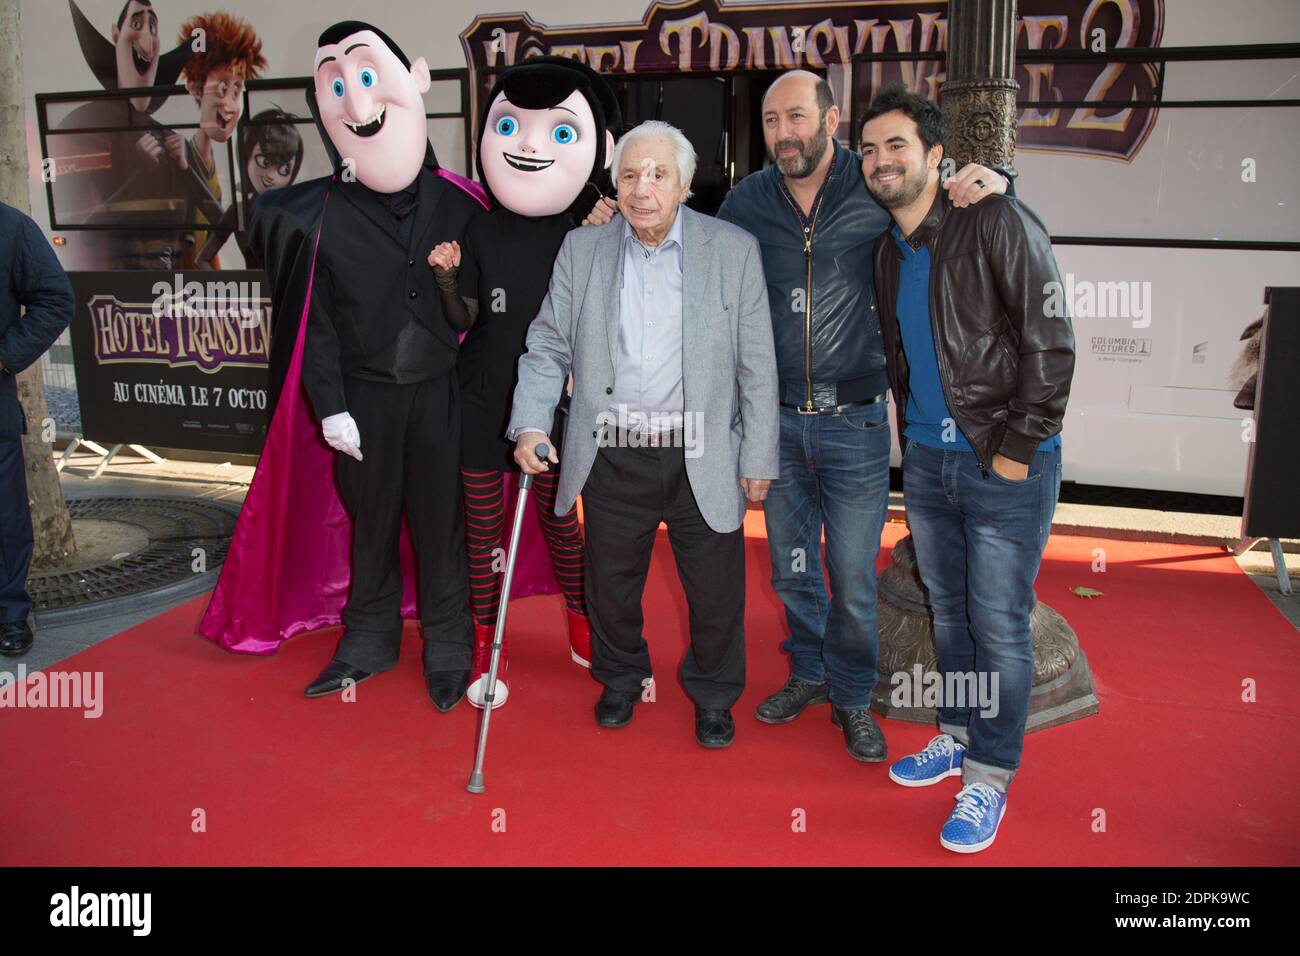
609;211;685;434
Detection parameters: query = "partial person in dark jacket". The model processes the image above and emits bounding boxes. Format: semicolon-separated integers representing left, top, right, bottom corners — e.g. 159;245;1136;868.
715;70;1012;763
0;202;75;655
863;86;1074;854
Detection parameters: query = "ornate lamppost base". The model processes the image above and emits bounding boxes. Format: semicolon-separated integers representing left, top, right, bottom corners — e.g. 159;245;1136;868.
871;534;1100;732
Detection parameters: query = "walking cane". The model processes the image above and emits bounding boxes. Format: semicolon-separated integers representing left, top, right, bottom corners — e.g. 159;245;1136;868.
467;443;549;794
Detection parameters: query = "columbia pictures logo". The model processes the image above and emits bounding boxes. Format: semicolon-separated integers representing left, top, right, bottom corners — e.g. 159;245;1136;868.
1090;335;1152;363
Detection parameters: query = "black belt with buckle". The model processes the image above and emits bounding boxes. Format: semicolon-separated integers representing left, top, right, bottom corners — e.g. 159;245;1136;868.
604;425;687;448
781;392;889;415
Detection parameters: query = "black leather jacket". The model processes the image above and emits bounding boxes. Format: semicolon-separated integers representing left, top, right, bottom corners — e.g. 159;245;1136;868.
873;188;1075;469
717;141;891;410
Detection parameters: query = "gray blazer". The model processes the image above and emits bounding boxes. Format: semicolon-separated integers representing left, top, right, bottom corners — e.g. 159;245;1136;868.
508;205;779;533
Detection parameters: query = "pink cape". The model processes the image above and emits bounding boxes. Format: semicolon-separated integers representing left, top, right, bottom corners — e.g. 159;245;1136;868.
198;170;560;654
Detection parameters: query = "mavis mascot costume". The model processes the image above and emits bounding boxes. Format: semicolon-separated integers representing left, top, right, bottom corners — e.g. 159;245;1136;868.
427;56;622;708
199;21;493;712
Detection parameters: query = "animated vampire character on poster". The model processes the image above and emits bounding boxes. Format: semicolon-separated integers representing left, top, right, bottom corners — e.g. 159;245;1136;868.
427;56;622;708
199;21;492;713
53;0;193;268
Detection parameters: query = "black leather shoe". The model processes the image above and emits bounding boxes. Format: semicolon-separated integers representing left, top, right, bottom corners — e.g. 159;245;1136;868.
0;620;34;656
594;687;639;728
831;706;888;762
695;708;735;749
755;675;829;724
304;659;374;698
426;670;470;712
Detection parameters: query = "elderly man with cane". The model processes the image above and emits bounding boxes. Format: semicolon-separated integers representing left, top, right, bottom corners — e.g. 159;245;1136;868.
507;120;779;749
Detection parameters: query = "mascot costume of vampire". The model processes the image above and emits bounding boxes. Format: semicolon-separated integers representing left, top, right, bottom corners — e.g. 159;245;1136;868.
198;21;494;712
427;56;622;708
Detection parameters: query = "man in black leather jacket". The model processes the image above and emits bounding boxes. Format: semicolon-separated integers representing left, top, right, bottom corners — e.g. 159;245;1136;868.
863;86;1073;853
716;71;1012;763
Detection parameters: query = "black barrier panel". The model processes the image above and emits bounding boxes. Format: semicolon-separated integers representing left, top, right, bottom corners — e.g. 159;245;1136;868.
1242;287;1300;541
37;84;239;240
231;75;473;263
67;270;271;455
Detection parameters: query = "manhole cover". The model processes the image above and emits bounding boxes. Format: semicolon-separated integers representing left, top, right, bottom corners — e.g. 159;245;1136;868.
29;497;236;612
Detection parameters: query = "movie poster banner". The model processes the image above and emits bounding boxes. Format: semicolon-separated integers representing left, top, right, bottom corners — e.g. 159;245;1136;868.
67;271;272;454
461;0;1165;162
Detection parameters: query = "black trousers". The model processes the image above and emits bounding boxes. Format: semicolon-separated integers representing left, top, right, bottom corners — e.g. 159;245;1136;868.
582;442;746;710
0;439;33;625
333;375;473;674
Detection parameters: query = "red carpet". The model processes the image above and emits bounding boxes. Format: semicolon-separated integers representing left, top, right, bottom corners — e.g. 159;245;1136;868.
4;518;1298;866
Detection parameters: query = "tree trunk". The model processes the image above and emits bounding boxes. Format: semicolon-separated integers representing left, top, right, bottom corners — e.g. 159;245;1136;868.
0;0;77;572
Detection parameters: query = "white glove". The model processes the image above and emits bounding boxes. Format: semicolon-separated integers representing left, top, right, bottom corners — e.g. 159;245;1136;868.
321;411;363;461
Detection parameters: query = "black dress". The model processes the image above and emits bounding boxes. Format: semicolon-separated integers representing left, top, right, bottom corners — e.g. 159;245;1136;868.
456;207;572;470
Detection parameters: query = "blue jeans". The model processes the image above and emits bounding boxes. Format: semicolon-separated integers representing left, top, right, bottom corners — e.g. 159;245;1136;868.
901;439;1062;792
763;402;891;708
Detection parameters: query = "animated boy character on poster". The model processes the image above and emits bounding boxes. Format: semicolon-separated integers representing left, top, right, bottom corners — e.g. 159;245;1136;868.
176;11;265;269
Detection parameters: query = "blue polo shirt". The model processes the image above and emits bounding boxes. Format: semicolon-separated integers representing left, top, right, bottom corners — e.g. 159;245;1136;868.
891;224;1059;454
892;226;971;451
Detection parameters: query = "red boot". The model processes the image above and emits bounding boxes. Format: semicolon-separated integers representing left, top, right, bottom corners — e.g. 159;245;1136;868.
567;608;592;669
468;620;508;709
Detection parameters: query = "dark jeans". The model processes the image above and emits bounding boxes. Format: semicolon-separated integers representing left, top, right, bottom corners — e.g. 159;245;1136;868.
0;439;33;624
762;401;891;708
582;442;746;710
901;439;1062;792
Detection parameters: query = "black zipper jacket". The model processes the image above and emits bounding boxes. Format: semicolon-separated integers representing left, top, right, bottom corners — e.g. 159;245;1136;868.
873;187;1075;468
717;141;890;409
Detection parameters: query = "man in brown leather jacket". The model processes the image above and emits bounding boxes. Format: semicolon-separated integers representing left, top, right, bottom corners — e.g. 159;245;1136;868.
862;85;1074;854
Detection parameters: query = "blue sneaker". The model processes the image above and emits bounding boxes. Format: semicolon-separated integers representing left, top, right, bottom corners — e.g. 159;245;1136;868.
940;782;1006;853
888;734;964;787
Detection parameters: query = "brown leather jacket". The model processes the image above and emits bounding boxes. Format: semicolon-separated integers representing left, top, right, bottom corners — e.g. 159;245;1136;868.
873;187;1075;469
